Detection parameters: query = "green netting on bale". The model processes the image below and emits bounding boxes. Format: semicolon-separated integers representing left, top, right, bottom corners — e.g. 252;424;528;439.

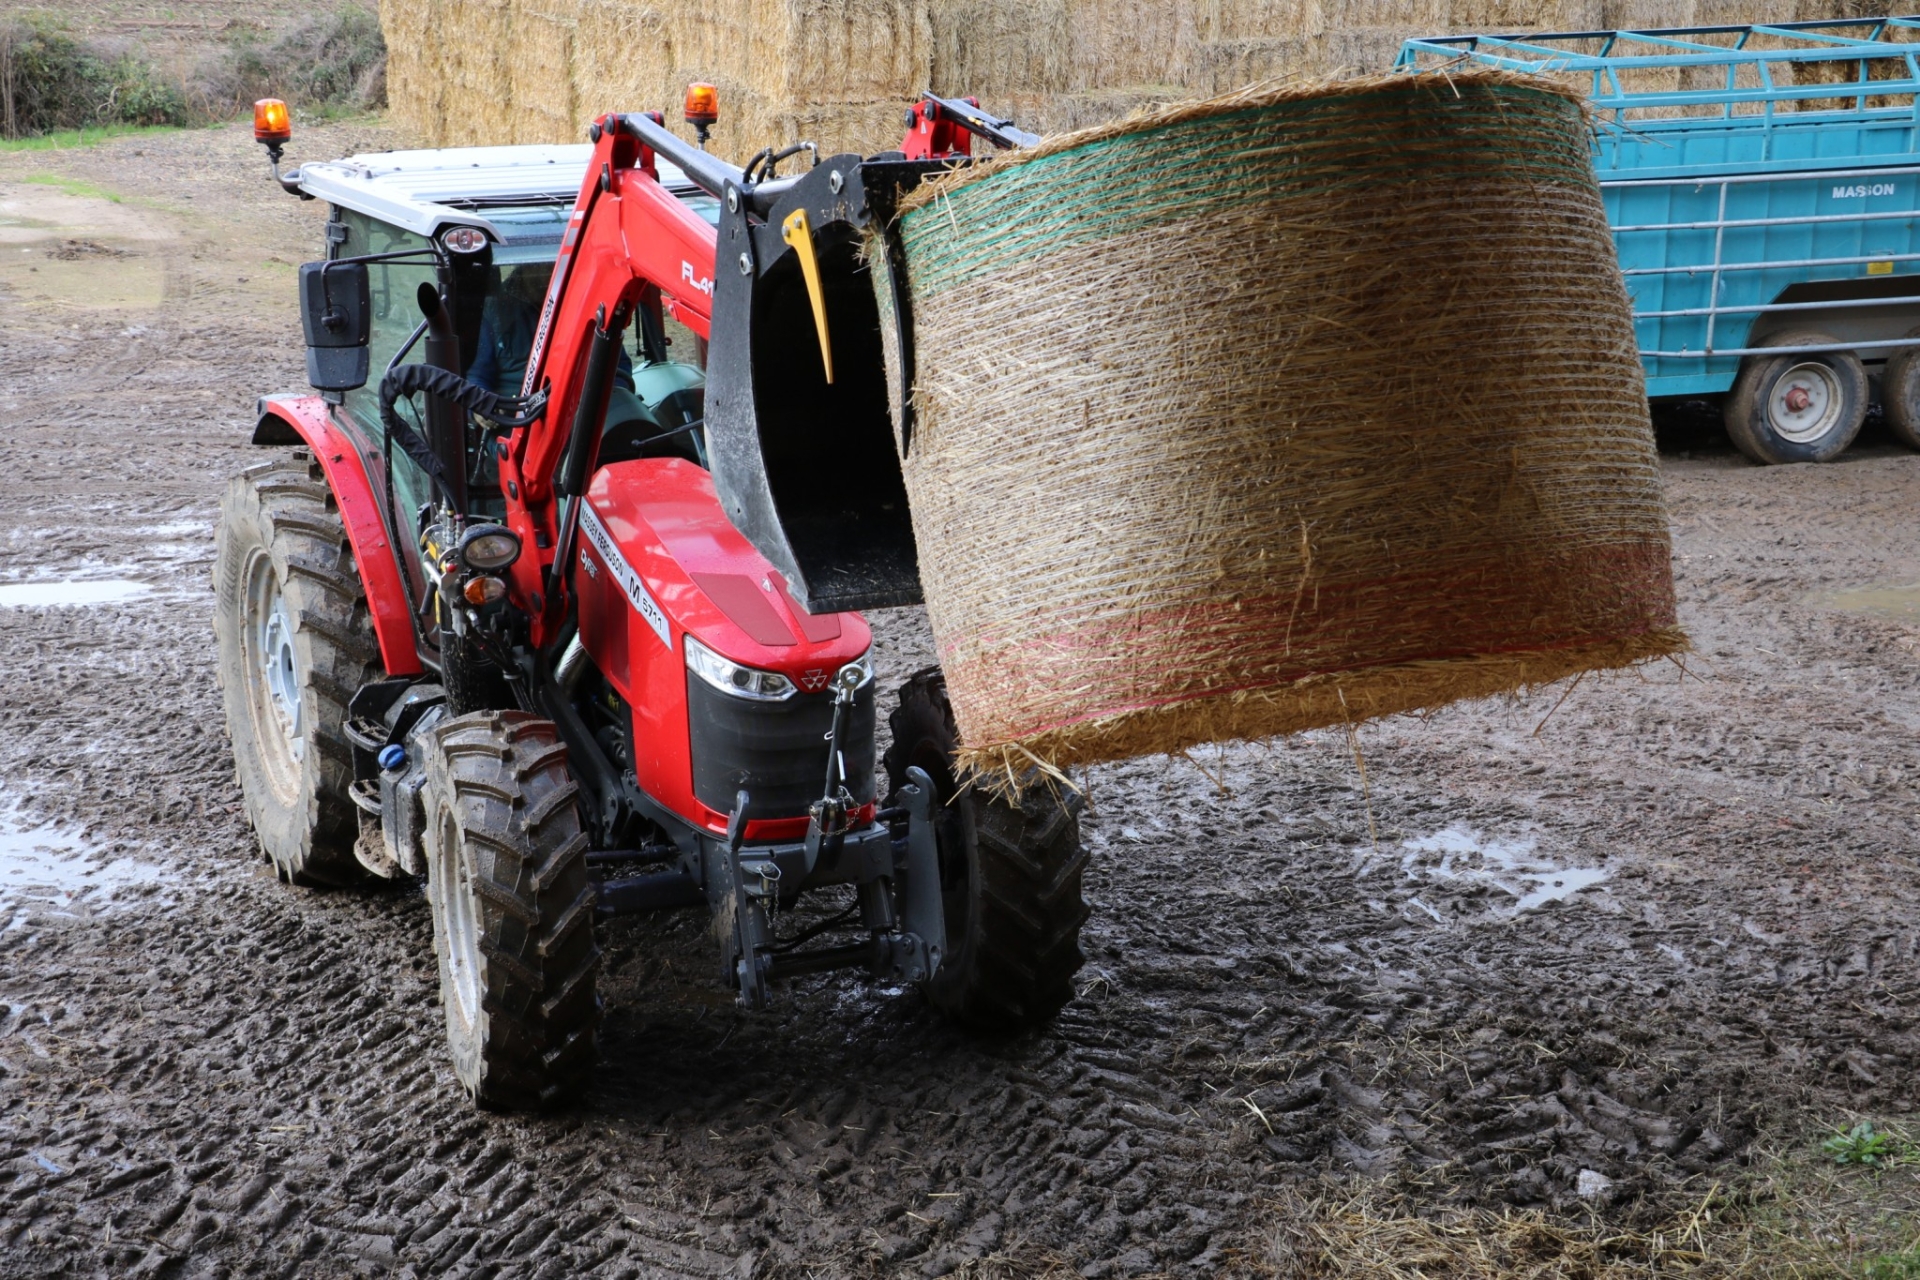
899;83;1598;301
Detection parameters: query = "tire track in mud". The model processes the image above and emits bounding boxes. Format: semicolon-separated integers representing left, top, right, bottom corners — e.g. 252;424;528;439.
4;123;1920;1278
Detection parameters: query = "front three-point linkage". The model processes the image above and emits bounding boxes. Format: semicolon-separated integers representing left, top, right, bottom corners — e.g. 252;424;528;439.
720;665;947;1010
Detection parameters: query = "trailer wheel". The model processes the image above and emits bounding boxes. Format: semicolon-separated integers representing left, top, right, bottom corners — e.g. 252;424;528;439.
1878;326;1920;451
883;668;1088;1032
420;711;599;1110
214;451;380;886
1724;332;1868;464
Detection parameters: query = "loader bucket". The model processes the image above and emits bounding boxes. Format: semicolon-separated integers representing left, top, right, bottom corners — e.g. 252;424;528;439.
704;155;953;614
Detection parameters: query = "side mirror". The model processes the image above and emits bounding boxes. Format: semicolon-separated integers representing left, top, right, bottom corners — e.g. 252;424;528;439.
299;261;371;391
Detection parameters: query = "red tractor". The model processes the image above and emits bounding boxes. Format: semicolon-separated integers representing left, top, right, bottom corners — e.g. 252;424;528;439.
216;92;1086;1108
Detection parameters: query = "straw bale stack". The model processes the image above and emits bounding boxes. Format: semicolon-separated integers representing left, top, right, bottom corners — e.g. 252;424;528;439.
931;0;1071;97
381;0;1908;156
511;9;579;141
874;72;1686;779
381;0;444;140
382;0;933;155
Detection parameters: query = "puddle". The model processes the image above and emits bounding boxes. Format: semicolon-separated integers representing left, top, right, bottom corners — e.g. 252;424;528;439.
0;812;168;927
1401;825;1609;917
3;518;214;585
0;579;151;608
1810;582;1920;621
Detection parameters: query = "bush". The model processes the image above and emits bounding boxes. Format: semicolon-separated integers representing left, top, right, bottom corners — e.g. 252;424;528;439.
193;7;387;119
0;19;188;139
0;7;385;141
104;55;189;127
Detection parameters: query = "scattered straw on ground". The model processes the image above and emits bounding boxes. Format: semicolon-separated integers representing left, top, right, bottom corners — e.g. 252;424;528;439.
1265;1160;1920;1279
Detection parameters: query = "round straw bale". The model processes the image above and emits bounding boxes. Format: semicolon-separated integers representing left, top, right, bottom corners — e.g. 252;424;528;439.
875;71;1685;781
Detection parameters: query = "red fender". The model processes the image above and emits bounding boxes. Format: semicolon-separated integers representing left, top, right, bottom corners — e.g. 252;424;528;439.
253;394;423;676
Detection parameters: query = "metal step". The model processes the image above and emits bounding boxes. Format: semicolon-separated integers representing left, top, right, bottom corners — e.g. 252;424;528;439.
348;778;383;816
343;716;389;754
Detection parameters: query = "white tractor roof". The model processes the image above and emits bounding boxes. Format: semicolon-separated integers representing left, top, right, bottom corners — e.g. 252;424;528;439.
295;142;702;240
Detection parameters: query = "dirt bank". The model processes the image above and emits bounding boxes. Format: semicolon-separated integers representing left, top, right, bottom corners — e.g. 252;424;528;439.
1;122;1918;1278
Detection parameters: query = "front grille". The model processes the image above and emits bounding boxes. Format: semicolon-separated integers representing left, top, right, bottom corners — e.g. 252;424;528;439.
686;674;876;819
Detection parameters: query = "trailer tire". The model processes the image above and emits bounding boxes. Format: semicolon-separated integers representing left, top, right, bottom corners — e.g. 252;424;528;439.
214;451;381;886
1724;332;1868;464
420;711;599;1110
1879;326;1920;451
883;668;1088;1032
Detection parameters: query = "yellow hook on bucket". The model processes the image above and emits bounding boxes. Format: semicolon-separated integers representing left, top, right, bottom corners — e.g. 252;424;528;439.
781;208;834;385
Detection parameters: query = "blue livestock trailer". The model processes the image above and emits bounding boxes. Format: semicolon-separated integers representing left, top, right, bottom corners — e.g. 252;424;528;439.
1396;17;1920;464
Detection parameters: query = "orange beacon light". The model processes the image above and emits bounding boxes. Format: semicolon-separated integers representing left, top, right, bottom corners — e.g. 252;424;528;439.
683;83;718;149
253;98;292;149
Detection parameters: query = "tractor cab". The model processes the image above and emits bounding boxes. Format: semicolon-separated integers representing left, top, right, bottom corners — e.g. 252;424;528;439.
277;142;720;535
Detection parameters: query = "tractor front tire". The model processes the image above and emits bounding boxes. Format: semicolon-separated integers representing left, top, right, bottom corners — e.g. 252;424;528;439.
214;451;380;886
884;668;1089;1032
420;711;600;1110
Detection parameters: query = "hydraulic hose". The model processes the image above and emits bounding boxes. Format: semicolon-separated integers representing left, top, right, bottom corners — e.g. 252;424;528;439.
378;363;546;505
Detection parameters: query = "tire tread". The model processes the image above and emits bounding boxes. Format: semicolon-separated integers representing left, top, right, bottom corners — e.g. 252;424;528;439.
423;711;599;1110
883;667;1087;1033
213;452;380;886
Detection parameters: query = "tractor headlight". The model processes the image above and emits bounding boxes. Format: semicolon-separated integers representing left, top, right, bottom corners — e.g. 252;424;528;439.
457;524;521;572
836;650;874;691
685;635;795;701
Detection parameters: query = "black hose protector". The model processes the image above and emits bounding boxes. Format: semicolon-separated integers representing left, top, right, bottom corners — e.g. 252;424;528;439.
378;364;547;501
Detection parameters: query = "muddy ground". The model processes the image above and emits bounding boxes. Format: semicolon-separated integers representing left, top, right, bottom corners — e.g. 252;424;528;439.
2;121;1919;1279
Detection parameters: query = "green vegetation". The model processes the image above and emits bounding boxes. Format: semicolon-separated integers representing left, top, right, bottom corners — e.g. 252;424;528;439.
195;8;388;122
22;174;123;203
1825;1121;1907;1169
0;123;191;153
1866;1249;1920;1280
0;7;385;141
0;18;187;140
1261;1120;1920;1278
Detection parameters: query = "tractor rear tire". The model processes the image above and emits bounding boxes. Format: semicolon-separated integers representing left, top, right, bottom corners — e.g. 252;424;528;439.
214;451;381;886
420;711;600;1110
883;668;1088;1032
1724;332;1868;464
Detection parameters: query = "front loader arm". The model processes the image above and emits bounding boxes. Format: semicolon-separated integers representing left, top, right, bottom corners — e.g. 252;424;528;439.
496;95;1038;638
513;117;719;506
498;114;723;643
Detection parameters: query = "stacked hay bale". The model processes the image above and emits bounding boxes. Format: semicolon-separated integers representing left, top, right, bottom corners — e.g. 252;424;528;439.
382;0;1906;154
873;72;1686;778
380;0;933;154
939;1;1915;136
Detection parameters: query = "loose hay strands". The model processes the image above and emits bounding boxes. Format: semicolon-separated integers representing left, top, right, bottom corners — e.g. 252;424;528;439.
1263;1162;1920;1279
879;71;1686;782
1267;1186;1742;1279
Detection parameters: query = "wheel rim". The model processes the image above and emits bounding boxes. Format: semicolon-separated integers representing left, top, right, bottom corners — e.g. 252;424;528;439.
243;549;305;795
438;811;484;1029
1767;361;1845;443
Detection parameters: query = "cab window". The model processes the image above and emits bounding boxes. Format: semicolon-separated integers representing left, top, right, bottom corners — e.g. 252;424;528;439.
333;209;438;525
